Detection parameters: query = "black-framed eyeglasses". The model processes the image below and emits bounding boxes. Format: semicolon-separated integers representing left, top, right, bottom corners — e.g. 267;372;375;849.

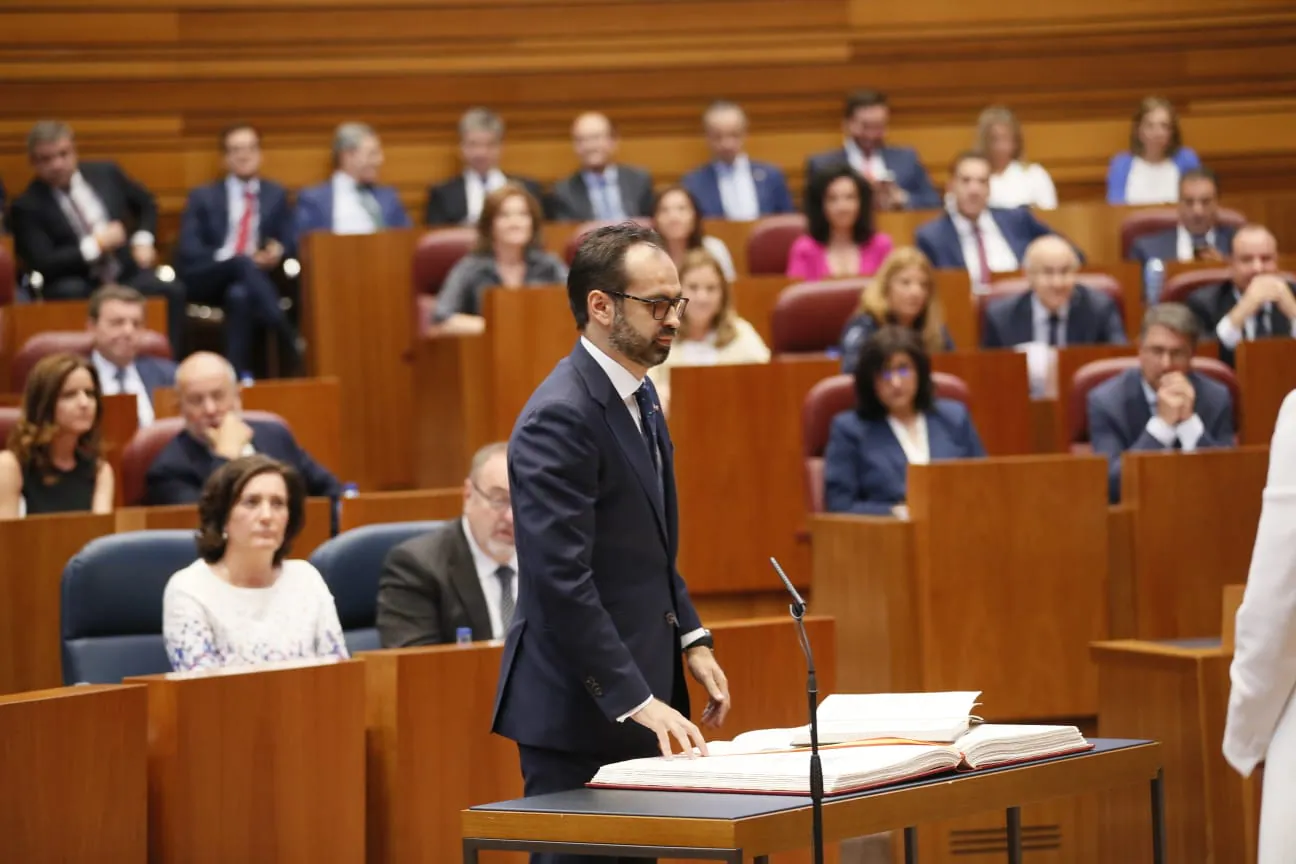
603;291;689;322
470;479;511;512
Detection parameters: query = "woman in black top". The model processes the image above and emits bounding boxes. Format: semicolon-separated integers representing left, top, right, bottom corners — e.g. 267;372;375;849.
0;353;114;517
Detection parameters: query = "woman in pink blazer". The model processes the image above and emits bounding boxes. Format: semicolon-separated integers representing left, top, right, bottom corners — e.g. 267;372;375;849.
786;164;894;280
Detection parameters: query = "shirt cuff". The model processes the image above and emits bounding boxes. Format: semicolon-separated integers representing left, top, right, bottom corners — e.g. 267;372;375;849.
616;694;653;724
130;231;155;248
1216;315;1244;350
79;235;103;262
1177;413;1206;451
214;246;235;262
680;627;707;650
1144;415;1178;447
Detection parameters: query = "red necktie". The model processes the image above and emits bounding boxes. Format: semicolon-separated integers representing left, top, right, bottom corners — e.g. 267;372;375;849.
233;187;256;255
972;223;993;286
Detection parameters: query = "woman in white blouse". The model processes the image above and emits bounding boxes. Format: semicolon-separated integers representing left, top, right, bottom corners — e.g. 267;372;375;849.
1106;96;1201;205
975;106;1057;210
163;455;348;672
651;185;737;281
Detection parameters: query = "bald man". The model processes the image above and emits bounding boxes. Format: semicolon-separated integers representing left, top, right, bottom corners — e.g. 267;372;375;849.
144;351;340;505
1185;225;1296;366
981;235;1127;349
547;112;654;221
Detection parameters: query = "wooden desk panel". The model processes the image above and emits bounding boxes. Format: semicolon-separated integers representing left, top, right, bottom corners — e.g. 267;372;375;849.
1123;448;1268;639
1236;339;1296;446
115;497;333;556
0;512;114;696
128;659;366;864
413;333;490;489
100;392;140;507
0;685;148;863
931;350;1033;455
731;275;792;350
337;488;462;531
934;270;976;350
483;285;575;442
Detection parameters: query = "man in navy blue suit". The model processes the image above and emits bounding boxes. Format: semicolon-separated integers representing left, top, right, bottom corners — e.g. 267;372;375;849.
1088;303;1234;502
145;352;339;505
916;151;1069;287
87;284;176;428
295;122;411;241
681;101;794;220
493;224;731;864
174;123;303;377
804;90;940;210
1129;168;1236;265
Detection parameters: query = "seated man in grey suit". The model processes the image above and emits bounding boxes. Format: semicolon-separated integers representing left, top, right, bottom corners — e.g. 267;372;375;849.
1129;168;1236;265
376;442;517;647
547;112;654;221
87;283;176;428
1088;302;1235;503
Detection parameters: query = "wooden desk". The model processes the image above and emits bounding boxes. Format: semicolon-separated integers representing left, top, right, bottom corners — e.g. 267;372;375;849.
1092;640;1260;864
337;488;462;531
0;298;167;390
1121;448;1268;639
301;230;417;491
1236;339;1296;446
114;496;333;557
930;350;1033;455
152;377;344;479
0;685;148;863
100;392;140;506
126;658;366;864
364;616;834;864
0;512;114;695
731;275;792;350
933;271;976;350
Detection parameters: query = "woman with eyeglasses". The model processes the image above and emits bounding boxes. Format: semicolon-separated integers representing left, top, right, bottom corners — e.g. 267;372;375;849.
823;326;985;516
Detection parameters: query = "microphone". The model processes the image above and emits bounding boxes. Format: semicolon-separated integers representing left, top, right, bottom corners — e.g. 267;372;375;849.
770;557;824;864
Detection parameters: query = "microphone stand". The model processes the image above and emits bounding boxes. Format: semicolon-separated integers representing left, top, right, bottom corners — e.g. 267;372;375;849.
770;557;824;864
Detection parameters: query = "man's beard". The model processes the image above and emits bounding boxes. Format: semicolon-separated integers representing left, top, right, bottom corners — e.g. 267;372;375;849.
609;308;673;368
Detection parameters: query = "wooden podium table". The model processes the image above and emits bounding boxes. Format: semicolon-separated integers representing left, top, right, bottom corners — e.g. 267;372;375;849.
1236;339;1296;446
462;740;1165;864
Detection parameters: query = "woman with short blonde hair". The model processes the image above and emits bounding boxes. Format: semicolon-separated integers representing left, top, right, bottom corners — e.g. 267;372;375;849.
836;246;952;374
974;105;1057;210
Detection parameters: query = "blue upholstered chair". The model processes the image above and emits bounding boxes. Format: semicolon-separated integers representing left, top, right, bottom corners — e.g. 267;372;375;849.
61;530;198;684
309;521;445;654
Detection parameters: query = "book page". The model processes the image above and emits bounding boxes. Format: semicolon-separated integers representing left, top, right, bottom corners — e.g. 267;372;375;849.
817;691;981;722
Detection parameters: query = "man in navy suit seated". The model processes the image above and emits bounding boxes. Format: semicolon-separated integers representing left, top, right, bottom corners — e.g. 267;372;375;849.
1088;303;1235;503
295;122;411;241
681;100;794;220
87;284;176;428
804;90;940;211
916;151;1070;288
145;352;340;505
424;108;545;227
1129;168;1236;265
174;123;303;378
492;225;730;863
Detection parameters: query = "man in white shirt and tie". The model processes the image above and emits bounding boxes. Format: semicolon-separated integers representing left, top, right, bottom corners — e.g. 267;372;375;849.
86;284;177;428
424;108;545;226
681;101;795;220
295;122;412;239
548;112;655;222
1129;168;1238;265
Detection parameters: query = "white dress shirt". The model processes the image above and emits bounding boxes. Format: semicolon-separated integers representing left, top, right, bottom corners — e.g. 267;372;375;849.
58;171;153;262
951;209;1019;285
90;349;155;427
464;168;508;225
1216;288;1296;350
330;171;380;235
886;414;930;465
715;155;760;221
1125;157;1181;205
216;176;260;262
1140;377;1206;450
1176;225;1216;263
578;336;707;721
989;161;1058;210
459;515;518;640
581;167;626;220
844;139;887;180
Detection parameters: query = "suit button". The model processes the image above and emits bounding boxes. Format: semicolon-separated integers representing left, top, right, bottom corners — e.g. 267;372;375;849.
665;612;678;626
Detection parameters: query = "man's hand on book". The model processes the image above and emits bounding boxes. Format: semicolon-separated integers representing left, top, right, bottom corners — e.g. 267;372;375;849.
686;645;731;729
631;698;709;758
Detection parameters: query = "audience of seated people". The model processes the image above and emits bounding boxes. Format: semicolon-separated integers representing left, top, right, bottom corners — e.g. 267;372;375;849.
916;150;1066;288
823;326;986;516
145;352;340;505
0;353;113;518
1088;303;1235;502
429;184;568;336
787;164;894;279
1185;224;1295;366
838;246;952;375
1106;96;1201;206
548;112;654;221
805;89;941;211
295;122;412;239
376;442;516;647
174;122;303;378
1129;168;1235;265
682;100;795;220
10;121;187;353
647;249;770;412
87;284;177;428
651;185;737;281
424;108;545;227
975;105;1058;211
162;455;348;671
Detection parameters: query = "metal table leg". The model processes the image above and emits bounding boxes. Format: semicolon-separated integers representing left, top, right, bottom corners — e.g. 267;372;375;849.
1006;806;1023;864
462;838;479;864
904;826;918;864
1150;768;1167;864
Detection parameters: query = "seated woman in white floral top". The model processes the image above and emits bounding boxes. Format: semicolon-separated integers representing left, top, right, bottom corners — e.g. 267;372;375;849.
163;454;348;672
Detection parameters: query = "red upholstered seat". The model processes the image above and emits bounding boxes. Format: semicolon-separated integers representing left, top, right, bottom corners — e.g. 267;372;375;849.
746;214;809;276
979;274;1127;338
1067;356;1240;448
562;218;653;265
800;371;971;513
411;228;476;335
10;329;173;391
770;279;869;355
1119;207;1247;260
1159;269;1296;305
0;407;19;445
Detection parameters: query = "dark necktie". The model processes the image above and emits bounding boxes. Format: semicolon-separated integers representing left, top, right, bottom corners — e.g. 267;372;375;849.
1257;306;1273;339
1047;313;1062;347
633;383;662;491
357;184;385;229
495;565;516;633
114;365;128;394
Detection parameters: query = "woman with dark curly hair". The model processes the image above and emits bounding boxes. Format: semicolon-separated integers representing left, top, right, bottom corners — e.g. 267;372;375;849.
786;164;893;280
162;454;348;672
0;352;113;518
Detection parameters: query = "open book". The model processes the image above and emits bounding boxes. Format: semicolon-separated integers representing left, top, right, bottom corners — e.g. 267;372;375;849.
588;724;1091;797
791;691;982;745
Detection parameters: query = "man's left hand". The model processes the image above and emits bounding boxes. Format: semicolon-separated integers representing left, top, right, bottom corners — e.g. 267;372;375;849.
685;645;731;728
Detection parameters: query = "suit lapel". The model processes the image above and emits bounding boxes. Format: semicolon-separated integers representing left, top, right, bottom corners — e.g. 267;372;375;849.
618;171;638;215
82;165;119;221
926;412;957;460
452;176;469;222
939;215;966;268
35;182;78;239
874;420;910;489
1124;371;1152;432
990;210;1025;261
447;523;494;639
572;176;595;220
1066;289;1091;344
1008;294;1034;344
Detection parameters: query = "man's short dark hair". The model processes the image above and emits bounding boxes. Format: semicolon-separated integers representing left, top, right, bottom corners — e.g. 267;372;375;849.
88;284;146;321
1179;166;1218;194
948;149;991;176
1141;302;1200;346
804;165;875;246
853;325;934;421
566;222;664;330
844;90;888;118
220;122;261;151
196;455;306;567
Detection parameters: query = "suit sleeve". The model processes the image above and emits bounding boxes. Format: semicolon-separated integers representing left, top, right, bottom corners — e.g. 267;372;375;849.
511;400;653;720
145;460;203;506
771;169;796;214
294;193;327;247
114;164;159;237
1088;390;1135;503
266;192;297;259
389;193;412;229
1185;289;1220;336
1197;386;1236;448
635;172;656;218
11;195;90;281
279;428;341;497
823;416;893;515
960;407;987;457
905;158;941;209
175;190;216;269
914;229;941;269
375;544;446;647
424;185;450;226
1103;297;1129;345
1106;155;1128;205
980;308;1005;348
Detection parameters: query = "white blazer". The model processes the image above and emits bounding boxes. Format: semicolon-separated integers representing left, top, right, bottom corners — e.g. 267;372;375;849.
1224;389;1296;861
